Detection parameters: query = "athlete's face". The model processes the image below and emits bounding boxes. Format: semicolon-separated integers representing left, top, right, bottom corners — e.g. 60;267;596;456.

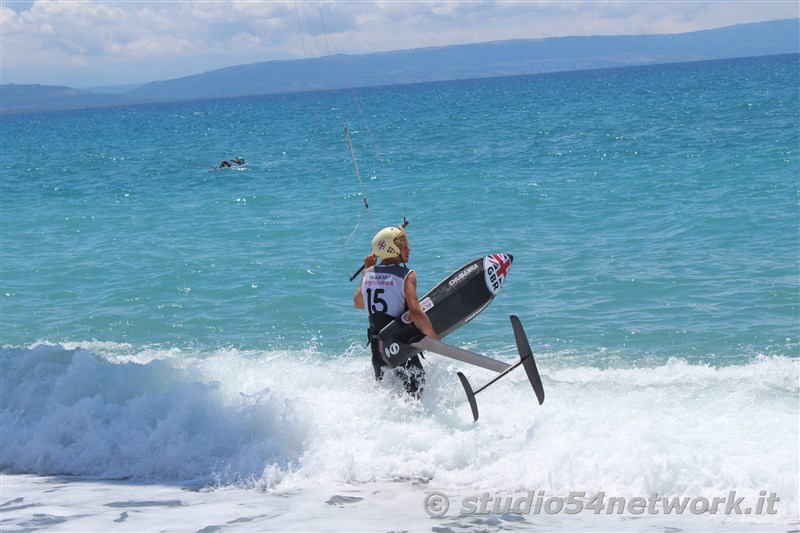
395;235;410;262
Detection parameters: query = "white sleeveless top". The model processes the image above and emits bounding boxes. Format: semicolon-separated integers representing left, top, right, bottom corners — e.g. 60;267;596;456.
361;264;411;318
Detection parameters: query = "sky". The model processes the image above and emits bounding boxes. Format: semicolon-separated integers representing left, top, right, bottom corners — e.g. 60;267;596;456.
1;1;798;88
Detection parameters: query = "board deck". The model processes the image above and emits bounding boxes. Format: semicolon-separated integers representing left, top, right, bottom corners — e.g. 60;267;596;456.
378;253;513;367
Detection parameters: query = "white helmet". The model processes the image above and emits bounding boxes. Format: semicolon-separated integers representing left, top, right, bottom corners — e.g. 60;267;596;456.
372;226;406;259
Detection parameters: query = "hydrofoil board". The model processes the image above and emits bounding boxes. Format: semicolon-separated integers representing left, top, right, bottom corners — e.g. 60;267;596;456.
373;253;544;422
378;253;513;368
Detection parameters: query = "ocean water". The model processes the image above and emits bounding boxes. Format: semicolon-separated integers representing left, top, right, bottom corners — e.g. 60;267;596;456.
1;54;798;531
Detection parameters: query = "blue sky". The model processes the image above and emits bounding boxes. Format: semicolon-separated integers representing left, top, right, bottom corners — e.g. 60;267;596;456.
1;1;797;88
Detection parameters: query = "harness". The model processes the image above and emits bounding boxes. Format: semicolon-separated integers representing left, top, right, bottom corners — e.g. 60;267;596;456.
367;312;395;346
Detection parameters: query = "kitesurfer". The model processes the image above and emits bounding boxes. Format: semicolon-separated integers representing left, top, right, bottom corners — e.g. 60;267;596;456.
354;226;439;397
219;157;245;168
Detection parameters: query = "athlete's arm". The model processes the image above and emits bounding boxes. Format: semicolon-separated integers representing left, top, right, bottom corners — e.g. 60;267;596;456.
353;254;378;309
354;283;365;309
404;270;440;340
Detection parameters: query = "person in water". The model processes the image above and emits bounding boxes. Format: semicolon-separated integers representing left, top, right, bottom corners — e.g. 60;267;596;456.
354;226;439;397
219;157;245;168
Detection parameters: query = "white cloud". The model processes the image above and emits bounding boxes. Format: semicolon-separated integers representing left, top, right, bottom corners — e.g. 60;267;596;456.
1;0;796;87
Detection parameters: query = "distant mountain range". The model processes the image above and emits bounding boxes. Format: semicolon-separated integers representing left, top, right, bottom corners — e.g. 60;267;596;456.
2;19;798;114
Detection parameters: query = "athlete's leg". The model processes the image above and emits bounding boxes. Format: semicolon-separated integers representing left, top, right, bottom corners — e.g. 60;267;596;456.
370;334;385;381
399;354;425;397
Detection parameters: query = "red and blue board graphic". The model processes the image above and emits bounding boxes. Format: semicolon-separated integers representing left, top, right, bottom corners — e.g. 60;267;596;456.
484;253;512;294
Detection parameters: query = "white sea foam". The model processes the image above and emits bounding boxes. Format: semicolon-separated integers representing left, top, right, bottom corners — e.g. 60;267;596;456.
1;343;797;530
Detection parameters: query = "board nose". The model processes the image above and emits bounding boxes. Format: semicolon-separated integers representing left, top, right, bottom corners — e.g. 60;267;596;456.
508;254;513;264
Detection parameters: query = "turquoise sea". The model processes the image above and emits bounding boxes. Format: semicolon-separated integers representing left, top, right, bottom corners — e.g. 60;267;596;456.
1;54;799;531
